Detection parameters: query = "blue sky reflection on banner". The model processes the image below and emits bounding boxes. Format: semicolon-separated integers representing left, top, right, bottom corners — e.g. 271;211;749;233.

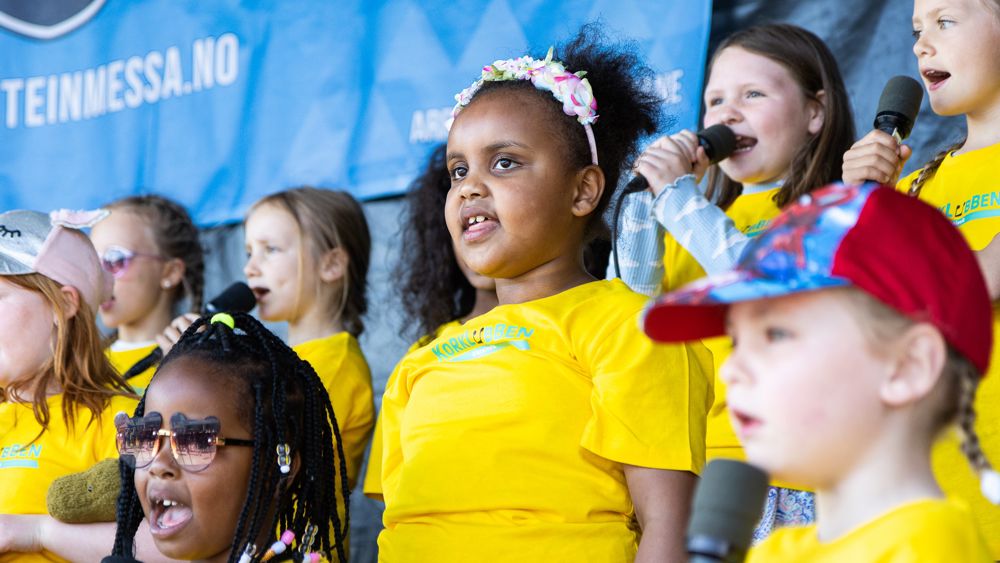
0;0;711;224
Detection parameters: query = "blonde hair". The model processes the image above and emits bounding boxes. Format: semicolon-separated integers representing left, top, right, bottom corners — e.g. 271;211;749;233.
840;287;993;476
249;187;371;337
3;273;134;433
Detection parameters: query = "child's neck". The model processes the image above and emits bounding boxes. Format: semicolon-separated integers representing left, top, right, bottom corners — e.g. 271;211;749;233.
813;419;941;542
495;254;593;305
288;308;345;346
118;303;174;343
960;99;1000;155
462;289;499;322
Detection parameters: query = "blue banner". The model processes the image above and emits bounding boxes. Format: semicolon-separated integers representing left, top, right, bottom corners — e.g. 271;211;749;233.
0;0;711;224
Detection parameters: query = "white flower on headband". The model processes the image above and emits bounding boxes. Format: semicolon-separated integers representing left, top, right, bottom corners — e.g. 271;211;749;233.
450;47;600;165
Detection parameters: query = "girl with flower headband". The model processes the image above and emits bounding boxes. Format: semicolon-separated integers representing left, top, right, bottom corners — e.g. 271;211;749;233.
374;26;712;561
0;209;137;562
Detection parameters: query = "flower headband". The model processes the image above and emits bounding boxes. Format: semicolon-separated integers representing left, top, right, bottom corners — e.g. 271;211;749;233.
450;47;600;165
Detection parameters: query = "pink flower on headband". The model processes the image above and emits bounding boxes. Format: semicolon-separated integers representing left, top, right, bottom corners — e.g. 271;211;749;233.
553;73;597;125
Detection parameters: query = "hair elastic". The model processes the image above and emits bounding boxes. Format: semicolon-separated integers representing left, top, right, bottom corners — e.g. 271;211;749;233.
449;47;600;165
210;312;236;329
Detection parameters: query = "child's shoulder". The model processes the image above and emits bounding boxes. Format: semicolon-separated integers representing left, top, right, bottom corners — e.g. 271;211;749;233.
749;499;992;563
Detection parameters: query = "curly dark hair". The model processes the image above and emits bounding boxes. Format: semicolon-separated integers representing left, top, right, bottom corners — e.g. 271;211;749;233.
466;23;662;241
396;144;477;342
108;313;350;563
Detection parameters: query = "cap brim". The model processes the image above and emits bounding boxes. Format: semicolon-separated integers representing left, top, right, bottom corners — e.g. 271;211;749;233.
642;270;850;343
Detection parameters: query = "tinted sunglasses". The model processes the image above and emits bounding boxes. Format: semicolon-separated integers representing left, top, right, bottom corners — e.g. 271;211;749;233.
99;245;165;278
115;411;254;472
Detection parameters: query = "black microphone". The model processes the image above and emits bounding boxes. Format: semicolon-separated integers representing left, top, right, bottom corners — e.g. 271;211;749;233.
687;459;770;563
121;282;257;380
624;124;738;193
873;75;923;142
204;281;257;315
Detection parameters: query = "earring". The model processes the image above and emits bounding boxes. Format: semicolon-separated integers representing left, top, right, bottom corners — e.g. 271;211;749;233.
162;281;172;289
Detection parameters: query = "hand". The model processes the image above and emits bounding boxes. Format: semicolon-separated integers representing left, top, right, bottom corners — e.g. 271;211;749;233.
841;129;912;186
155;313;199;356
635;130;710;197
0;514;46;554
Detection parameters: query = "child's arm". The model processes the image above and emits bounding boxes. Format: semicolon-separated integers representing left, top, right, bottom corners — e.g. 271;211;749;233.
0;514;180;563
842;129;913;186
624;465;696;563
650;176;749;275
634;130;750;275
607;191;666;296
978;234;1000;301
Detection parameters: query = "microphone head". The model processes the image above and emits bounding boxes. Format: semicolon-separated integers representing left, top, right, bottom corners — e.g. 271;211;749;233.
687;459;769;558
875;75;924;140
698;124;737;164
204;282;257;315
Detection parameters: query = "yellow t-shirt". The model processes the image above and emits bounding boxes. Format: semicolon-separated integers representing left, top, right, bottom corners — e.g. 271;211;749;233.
106;342;159;394
0;393;138;563
363;320;461;502
747;498;992;562
662;188;782;463
293;332;374;489
377;280;712;562
899;143;1000;557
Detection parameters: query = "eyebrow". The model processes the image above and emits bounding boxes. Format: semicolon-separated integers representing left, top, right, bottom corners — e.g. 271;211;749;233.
447;140;531;161
914;6;946;23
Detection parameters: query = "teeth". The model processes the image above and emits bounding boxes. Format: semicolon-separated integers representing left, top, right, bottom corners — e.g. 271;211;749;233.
161;499;179;507
467;216;487;225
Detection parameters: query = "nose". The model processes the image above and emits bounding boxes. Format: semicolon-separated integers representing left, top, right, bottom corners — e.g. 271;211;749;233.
456;174;487;201
719;346;750;388
706;103;742;128
913;31;934;58
146;435;179;479
243;249;259;279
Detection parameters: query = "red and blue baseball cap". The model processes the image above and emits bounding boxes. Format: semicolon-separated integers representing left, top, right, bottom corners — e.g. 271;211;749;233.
643;182;993;373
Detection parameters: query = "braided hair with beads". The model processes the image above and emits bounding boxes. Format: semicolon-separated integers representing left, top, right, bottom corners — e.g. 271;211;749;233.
107;313;350;563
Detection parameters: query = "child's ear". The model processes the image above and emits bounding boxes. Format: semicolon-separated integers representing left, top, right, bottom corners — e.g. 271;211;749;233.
807;90;826;136
160;258;186;291
879;323;947;407
571;165;605;217
58;286;81;321
319;248;347;284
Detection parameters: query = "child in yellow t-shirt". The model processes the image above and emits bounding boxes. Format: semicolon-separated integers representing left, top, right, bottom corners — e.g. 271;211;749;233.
90;195;204;393
618;23;858;537
841;1;1000;554
377;28;712;562
362;144;498;503
244;188;375;508
107;313;351;563
644;183;995;562
0;209;136;562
